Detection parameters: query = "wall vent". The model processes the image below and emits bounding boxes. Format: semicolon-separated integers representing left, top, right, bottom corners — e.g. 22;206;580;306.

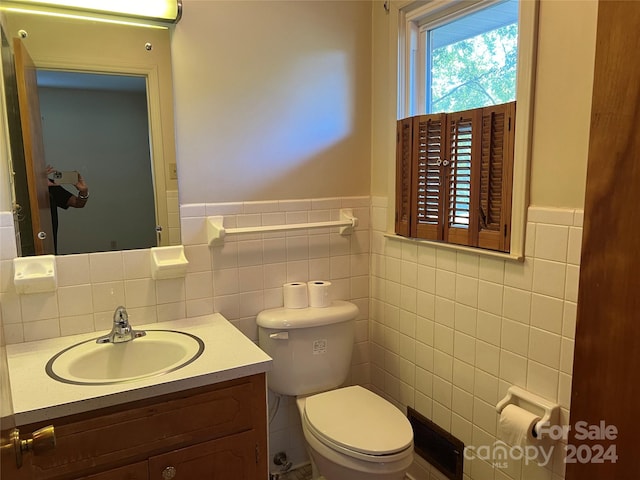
407;407;464;480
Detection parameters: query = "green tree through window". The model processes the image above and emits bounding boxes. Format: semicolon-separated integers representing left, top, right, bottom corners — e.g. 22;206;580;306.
427;1;518;113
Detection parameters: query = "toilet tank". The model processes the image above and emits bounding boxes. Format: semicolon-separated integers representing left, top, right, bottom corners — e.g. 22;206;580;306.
257;301;359;396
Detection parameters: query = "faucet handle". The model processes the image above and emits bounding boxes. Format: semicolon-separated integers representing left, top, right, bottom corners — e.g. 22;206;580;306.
113;306;129;325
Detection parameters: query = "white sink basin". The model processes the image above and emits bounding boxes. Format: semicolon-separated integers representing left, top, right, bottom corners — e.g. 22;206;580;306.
45;330;205;385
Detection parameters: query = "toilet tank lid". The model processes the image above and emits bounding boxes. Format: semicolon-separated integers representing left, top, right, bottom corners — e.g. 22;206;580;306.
256;301;359;329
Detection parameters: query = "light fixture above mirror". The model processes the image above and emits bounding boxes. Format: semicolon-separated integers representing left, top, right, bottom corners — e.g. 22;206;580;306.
2;0;182;24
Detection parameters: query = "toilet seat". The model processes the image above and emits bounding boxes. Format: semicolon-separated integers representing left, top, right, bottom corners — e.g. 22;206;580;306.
302;386;413;462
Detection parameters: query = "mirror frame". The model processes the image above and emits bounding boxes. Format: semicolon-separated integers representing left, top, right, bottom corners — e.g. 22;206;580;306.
2;9;180;253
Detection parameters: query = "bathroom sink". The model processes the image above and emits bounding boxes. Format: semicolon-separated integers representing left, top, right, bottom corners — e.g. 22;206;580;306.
45;330;205;386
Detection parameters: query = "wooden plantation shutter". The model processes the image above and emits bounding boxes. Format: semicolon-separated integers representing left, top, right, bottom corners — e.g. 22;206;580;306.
394;101;515;253
477;102;515;252
443;109;481;246
395;118;413;236
412;114;446;240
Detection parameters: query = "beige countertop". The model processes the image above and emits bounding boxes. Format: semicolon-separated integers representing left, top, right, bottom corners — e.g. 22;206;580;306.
6;313;272;425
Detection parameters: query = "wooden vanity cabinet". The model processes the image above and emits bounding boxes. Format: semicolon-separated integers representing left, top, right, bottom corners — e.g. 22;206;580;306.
16;374;267;480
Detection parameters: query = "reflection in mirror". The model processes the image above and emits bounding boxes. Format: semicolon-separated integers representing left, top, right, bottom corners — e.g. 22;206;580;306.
1;9;180;256
36;70;157;255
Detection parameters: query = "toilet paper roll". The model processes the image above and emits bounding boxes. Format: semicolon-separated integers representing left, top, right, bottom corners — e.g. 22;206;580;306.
308;280;332;307
497;404;540;446
283;282;308;309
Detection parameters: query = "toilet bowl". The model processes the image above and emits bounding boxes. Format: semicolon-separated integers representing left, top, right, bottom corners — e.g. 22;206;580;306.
297;386;414;480
256;301;414;480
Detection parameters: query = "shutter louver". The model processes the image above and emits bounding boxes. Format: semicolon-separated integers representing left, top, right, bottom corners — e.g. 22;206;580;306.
444;110;481;246
412;114;446;240
477;102;515;252
395;118;413;236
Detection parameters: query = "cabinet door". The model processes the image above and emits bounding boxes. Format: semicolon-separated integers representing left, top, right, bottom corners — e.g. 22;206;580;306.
148;431;257;480
80;461;148;480
25;378;259;479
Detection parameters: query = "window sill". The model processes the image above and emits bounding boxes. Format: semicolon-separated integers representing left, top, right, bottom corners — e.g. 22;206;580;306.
383;233;524;262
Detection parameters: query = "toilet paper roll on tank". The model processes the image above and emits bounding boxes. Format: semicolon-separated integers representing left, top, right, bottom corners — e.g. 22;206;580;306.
282;280;333;308
282;282;308;308
307;280;332;307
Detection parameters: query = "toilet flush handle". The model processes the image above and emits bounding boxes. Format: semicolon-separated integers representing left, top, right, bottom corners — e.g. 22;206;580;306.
269;332;289;340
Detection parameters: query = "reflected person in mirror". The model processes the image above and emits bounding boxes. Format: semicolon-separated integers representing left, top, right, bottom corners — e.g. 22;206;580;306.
47;165;90;254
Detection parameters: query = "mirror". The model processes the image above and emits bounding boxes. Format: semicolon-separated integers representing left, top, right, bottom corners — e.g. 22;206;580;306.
1;8;180;256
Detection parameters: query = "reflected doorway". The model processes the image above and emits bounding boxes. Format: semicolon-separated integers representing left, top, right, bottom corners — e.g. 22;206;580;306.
35;71;157;255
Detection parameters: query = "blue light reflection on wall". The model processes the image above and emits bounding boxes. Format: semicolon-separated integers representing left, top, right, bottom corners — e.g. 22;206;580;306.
249;51;351;175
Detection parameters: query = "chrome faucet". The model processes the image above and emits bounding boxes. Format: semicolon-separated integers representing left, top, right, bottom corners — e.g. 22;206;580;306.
96;306;146;344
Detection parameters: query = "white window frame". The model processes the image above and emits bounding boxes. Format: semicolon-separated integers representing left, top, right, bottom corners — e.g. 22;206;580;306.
397;0;538;260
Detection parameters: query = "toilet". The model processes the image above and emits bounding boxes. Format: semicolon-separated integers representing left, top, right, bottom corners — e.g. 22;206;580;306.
257;300;414;480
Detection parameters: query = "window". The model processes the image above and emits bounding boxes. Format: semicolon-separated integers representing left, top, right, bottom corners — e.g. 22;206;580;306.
397;0;537;257
426;1;518;113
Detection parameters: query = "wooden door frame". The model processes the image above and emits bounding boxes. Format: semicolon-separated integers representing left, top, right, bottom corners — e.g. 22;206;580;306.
567;1;640;478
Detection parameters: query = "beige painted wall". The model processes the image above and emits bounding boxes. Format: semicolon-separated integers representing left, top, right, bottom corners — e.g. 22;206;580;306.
2;1;373;210
171;0;372;203
370;0;394;199
3;0;595;212
529;0;597;208
371;0;598;211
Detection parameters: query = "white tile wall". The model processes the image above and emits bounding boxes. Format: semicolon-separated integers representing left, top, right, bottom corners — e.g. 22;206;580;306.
166;190;181;246
0;198;370;471
1;199;584;479
0;197;369;339
371;198;582;480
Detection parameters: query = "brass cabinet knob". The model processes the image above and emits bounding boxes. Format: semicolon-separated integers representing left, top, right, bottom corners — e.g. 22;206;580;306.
28;426;57;455
162;466;177;479
10;425;56;468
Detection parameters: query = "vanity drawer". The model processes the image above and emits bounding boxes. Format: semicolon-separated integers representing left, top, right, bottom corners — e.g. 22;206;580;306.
148;430;257;480
80;461;148;480
26;374;265;480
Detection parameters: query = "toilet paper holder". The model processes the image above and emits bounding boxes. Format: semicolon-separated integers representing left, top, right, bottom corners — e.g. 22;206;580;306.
496;386;560;439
